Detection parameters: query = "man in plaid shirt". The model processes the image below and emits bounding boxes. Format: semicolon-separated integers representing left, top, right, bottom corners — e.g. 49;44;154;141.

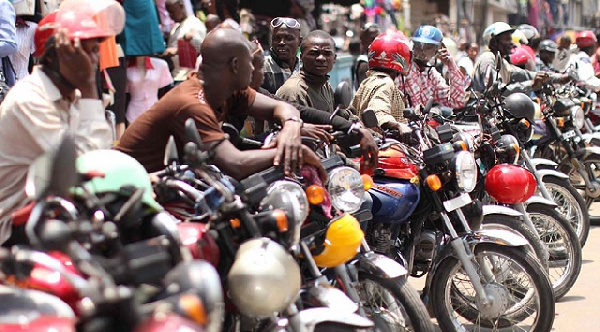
397;25;467;110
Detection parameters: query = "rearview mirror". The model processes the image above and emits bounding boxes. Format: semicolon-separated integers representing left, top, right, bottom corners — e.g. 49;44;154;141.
494;51;502;71
334;81;352;110
25;133;77;201
361;109;379;129
184;118;203;148
164;136;179;166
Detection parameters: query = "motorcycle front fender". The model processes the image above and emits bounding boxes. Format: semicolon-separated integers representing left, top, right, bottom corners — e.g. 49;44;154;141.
537;168;569;180
296;308;374;331
525;195;558;207
482;205;523;218
530;157;558;168
357;251;408;279
581;131;600;144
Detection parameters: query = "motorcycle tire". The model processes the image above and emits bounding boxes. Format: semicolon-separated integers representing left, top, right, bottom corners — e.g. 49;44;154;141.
357;273;435;332
526;203;582;301
480;214;549;270
431;243;555;332
557;154;600;224
541;175;590;247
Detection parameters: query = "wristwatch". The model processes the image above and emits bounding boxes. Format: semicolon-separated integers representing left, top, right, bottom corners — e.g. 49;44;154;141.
285;116;304;128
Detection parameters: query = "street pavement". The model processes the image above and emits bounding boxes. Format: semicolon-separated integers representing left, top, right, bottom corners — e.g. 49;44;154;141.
408;204;600;331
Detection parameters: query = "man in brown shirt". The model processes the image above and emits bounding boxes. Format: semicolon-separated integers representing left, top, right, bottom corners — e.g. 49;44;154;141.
118;28;324;180
276;30;336;113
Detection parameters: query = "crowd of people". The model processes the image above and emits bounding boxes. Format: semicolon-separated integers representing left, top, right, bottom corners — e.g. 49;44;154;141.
1;0;600;246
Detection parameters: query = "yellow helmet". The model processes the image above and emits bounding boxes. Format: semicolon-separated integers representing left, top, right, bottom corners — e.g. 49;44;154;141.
512;30;528;45
312;213;364;268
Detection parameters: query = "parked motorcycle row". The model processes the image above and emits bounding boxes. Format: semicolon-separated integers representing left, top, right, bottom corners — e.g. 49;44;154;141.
3;54;600;332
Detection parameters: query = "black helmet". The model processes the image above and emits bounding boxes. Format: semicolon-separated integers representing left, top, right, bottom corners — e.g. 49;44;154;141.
503;92;536;123
539;39;557;53
495;134;521;164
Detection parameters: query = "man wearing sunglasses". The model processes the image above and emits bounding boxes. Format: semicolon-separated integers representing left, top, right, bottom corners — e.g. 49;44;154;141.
397;25;468;110
261;17;302;94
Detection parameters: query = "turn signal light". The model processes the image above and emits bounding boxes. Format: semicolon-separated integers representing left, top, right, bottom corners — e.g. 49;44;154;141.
230;218;241;228
306;185;326;205
426;174;442;191
273;209;289;232
361;174;374;190
510;144;520;155
453;140;468;151
557;117;565;127
179;293;208;325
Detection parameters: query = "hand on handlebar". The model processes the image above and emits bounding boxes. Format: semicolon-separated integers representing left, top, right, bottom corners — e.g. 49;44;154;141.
533;72;550;88
357;128;378;168
301;124;333;143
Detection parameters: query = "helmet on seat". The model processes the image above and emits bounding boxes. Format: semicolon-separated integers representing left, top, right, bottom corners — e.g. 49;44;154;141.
368;32;412;74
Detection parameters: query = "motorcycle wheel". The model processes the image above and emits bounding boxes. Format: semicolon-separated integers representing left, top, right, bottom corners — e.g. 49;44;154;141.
357;273;435;332
431;244;554;332
541;175;590;247
558;154;600;222
526;203;582;301
480;214;549;270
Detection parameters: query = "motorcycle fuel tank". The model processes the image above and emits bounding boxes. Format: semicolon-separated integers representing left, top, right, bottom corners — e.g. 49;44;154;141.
369;180;420;224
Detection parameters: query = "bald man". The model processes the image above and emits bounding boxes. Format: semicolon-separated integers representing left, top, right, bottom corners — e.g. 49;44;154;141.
118;28;324;179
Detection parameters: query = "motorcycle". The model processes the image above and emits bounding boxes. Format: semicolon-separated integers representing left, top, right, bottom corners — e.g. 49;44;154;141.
158;119;375;332
1;133;224;332
361;102;555;332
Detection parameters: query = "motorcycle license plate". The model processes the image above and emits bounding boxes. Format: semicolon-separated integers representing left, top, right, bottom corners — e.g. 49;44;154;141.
443;193;472;212
562;130;576;140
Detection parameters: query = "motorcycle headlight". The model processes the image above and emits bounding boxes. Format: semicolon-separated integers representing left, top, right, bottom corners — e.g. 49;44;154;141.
453;151;477;192
260;181;308;246
571;105;585;129
328;167;364;213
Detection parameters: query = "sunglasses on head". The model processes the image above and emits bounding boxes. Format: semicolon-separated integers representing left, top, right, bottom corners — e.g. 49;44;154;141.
271;17;300;29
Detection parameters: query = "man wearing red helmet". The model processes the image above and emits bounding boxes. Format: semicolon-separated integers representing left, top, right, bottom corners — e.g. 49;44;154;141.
351;32;412;136
0;5;122;245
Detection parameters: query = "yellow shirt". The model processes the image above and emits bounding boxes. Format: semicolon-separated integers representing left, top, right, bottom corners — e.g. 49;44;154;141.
351;70;407;126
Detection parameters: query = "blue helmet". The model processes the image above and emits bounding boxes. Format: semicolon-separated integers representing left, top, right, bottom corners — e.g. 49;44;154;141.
412;25;443;45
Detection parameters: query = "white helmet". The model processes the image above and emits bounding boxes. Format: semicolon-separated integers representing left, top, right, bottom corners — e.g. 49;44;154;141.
517;24;540;41
482;22;515;47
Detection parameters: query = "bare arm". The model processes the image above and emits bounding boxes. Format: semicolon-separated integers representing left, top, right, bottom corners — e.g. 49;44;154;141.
212;139;278;180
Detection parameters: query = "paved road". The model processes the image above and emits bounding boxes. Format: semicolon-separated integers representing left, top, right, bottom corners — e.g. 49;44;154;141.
408;205;600;331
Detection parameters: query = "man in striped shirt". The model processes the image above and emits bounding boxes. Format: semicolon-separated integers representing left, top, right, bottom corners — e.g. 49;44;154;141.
397;25;467;110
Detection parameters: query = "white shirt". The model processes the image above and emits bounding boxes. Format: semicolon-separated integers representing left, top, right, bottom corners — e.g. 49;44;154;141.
0;66;112;243
458;56;476;77
567;51;600;91
167;15;207;80
126;57;174;123
8;21;37;81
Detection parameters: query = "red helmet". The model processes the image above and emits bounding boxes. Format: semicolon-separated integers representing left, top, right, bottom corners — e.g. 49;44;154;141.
576;30;597;47
510;45;536;70
34;0;125;57
368;32;412;75
484;164;537;204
